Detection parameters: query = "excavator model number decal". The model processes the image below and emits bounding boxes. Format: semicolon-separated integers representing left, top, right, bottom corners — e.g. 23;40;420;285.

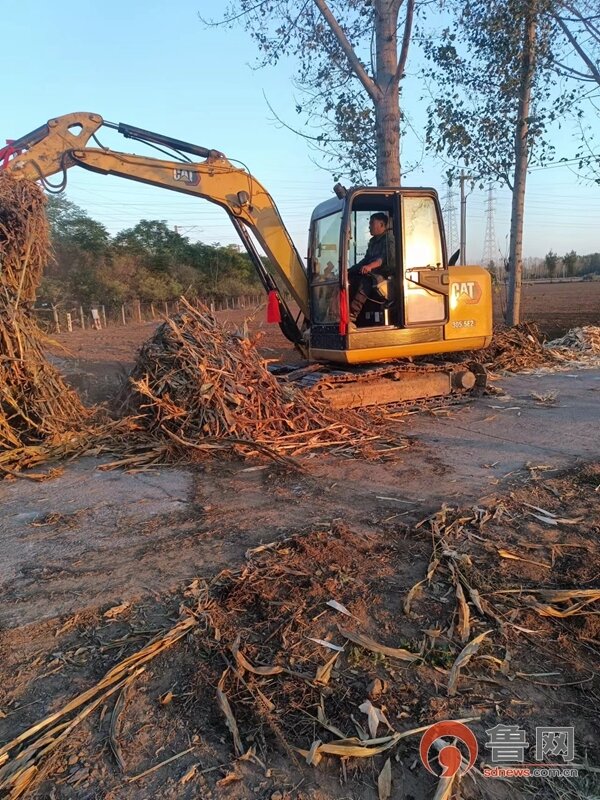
451;281;482;305
173;168;200;185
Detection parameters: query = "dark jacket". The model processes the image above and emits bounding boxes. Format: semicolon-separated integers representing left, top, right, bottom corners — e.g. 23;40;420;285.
353;232;395;278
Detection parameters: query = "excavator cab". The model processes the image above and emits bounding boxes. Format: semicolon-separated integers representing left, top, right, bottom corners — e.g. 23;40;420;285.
308;187;492;364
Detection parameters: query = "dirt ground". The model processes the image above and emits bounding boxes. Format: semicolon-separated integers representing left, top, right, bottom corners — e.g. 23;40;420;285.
1;284;599;799
1;460;599;799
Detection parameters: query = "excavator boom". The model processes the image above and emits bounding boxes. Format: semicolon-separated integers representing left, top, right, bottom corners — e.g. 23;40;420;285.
2;112;309;340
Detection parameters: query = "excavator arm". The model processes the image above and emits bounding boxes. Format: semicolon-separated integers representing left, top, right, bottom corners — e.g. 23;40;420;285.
1;112;309;344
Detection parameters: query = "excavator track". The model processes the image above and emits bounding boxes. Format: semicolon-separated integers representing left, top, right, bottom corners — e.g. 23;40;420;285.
273;361;487;411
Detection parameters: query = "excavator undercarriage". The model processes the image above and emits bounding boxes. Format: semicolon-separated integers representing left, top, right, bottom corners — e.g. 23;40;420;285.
273;360;487;409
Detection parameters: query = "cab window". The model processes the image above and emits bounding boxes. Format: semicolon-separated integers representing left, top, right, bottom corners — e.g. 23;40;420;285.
311;212;341;324
402;196;446;325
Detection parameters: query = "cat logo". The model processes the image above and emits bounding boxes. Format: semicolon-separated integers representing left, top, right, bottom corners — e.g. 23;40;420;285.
451;281;482;305
173;168;200;186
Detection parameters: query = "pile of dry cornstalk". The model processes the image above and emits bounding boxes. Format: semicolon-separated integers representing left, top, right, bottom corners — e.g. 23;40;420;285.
0;173;94;474
470;322;557;371
547;325;600;355
118;299;404;462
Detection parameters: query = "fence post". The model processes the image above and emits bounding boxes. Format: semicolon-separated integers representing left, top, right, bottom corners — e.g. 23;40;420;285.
121;304;126;326
66;312;72;332
150;302;156;319
101;305;107;328
79;305;85;330
164;301;169;317
175;300;180;313
52;305;60;334
134;298;142;323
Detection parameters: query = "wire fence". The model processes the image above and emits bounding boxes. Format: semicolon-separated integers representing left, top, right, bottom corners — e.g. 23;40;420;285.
33;295;266;334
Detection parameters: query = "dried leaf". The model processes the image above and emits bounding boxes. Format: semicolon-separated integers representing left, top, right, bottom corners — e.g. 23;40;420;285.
294;717;480;761
539;589;600;603
367;678;386;700
103;602;130;619
317;703;347;739
522;502;557;517
231;639;285;676
447;630;492;696
433;774;456;800
307;637;344;652
454;579;470;643
427;558;441;581
315;652;339;686
497;549;551;569
404;579;424;617
159;691;174;705
359;700;391;739
255;687;275;713
339;629;419;662
216;771;240;788
528;512;559;526
326;599;354;617
179;764;198;785
217;669;244;756
528;598;599;618
378;757;392;800
306;739;323;766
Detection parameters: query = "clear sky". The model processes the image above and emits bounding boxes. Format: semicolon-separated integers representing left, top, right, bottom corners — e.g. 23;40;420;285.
2;0;599;263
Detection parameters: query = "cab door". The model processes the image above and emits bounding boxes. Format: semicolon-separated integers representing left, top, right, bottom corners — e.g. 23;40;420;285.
309;211;342;327
401;195;448;326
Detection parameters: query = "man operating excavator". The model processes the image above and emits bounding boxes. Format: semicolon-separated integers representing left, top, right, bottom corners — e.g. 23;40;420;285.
348;212;395;327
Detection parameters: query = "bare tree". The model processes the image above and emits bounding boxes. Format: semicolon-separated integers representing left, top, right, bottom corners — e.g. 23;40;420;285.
208;0;416;185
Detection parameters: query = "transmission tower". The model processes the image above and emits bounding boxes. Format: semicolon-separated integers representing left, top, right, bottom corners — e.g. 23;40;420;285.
482;185;497;271
442;181;459;256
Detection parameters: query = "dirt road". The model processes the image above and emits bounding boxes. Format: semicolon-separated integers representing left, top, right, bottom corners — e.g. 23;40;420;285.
2;368;599;629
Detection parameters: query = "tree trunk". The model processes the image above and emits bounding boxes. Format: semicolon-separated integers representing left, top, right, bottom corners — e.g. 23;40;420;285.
506;6;538;326
374;0;402;186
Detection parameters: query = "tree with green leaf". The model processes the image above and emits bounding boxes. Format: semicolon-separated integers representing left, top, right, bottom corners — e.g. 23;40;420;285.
562;249;578;277
113;220;190;272
551;2;600;183
423;0;581;325
545;249;559;278
211;0;416;184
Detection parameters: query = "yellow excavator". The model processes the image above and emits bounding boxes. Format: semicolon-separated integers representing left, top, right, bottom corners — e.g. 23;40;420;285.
1;112;492;407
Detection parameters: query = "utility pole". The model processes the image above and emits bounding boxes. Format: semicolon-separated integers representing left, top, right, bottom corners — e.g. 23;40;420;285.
459;170;472;265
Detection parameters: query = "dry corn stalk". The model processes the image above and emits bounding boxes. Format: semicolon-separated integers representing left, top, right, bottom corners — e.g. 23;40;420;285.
0;615;196;798
118;297;406;461
0;173;92;467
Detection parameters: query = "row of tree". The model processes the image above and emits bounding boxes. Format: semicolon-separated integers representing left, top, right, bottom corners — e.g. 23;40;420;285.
543;249;600;277
41;196;261;307
216;0;600;323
